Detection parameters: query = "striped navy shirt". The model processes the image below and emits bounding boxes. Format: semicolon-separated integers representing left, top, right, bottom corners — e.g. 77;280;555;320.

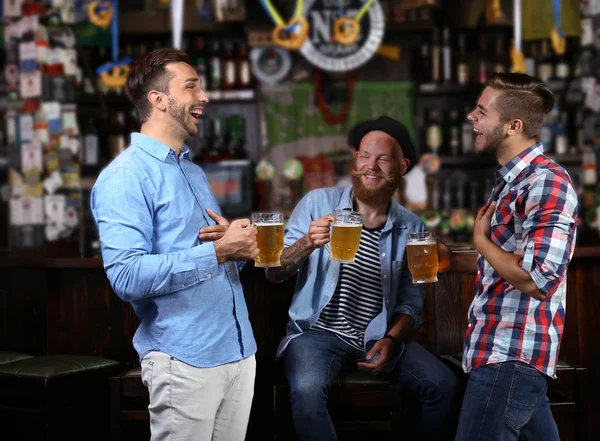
314;227;383;350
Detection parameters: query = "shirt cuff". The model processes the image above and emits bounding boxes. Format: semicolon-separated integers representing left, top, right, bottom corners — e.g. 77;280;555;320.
521;239;559;296
189;242;220;281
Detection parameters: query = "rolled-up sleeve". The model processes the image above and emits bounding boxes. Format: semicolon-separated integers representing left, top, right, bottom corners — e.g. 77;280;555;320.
393;258;425;328
520;170;578;297
91;166;219;302
393;221;426;327
284;192;314;247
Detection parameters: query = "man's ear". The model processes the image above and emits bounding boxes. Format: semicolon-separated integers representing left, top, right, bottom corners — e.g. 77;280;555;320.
148;90;166;112
506;118;524;136
399;158;410;175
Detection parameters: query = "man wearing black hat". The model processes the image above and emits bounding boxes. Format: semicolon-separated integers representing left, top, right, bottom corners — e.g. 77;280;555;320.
267;116;460;441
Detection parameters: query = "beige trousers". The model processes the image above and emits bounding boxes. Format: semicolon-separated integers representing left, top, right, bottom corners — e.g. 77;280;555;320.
140;351;256;441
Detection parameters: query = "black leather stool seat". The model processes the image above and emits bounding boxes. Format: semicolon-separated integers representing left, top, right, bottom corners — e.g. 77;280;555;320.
0;350;33;365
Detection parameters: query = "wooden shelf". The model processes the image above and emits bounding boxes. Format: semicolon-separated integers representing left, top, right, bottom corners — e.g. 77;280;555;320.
118;7;239;35
386;21;436;31
419;83;484;95
77;89;256;108
439;153;582;167
206;89;256;102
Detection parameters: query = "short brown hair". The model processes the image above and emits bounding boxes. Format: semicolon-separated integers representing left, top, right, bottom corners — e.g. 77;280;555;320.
486;72;555;139
125;48;192;124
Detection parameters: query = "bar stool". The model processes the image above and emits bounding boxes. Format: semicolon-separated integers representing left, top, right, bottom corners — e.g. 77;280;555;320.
0;350;33;365
110;365;150;441
273;369;412;441
0;354;122;441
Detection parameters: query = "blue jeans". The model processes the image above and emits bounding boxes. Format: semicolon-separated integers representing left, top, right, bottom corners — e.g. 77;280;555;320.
284;329;460;441
455;361;560;441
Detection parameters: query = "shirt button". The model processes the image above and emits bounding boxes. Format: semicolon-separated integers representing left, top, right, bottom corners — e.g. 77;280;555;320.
381;252;386;257
384;274;388;279
181;284;185;288
468;323;472;328
386;299;389;303
207;273;212;279
477;271;480;275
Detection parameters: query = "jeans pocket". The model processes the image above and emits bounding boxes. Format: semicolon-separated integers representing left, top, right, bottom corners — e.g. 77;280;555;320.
505;363;547;430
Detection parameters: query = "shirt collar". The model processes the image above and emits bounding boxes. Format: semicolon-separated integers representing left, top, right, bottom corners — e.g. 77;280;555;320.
130;132;190;162
335;185;406;230
496;142;544;184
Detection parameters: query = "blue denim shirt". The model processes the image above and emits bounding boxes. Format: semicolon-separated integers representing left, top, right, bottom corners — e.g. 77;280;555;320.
91;132;256;368
275;186;426;364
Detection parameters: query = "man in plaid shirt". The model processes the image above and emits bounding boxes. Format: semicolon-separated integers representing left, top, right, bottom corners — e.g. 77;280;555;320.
438;72;578;441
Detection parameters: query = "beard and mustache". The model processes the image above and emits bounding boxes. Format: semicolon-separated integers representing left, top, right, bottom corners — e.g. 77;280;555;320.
167;96;198;138
479;123;507;155
351;168;400;206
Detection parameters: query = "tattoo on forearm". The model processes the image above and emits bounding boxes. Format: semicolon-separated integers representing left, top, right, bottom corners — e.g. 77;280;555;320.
269;236;315;282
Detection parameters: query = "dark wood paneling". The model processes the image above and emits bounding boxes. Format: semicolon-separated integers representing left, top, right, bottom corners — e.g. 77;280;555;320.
0;269;47;356
46;269;138;362
0;254;596;440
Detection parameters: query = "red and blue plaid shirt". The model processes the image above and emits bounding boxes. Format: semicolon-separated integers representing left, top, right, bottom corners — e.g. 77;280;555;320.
463;143;578;379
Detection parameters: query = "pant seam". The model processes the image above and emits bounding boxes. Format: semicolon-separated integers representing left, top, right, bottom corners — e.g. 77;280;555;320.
476;365;502;441
168;356;173;440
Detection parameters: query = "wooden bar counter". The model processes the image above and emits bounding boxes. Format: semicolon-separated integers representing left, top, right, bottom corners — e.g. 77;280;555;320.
0;247;598;440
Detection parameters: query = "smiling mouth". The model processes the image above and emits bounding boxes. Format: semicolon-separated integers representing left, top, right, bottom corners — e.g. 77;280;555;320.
190;109;202;122
473;127;483;141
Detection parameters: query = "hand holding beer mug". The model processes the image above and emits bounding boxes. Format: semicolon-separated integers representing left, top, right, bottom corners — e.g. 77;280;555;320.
328;209;363;264
252;212;284;267
407;231;439;283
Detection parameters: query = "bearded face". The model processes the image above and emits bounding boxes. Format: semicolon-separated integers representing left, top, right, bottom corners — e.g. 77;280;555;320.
351;163;401;206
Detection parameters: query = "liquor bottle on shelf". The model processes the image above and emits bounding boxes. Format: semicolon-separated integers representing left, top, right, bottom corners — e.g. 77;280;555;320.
442;27;452;84
416;43;431;83
583;144;597;186
209;39;222;91
539;114;554;153
212;116;227;156
235;41;252;90
525;42;536;77
447;109;461;156
493;37;507;73
195;115;214;159
555;45;570;80
431;28;441;84
478;33;489;84
226;115;247;158
82;118;99;166
554;112;568;155
222;40;236;90
108;112;126;158
537;40;554;82
456;32;470;85
461;106;474;155
193;38;209;91
425;107;442;154
579;18;596;77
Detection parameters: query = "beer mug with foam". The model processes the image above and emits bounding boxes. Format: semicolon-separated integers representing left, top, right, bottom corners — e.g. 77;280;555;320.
406;231;438;283
252;212;284;267
329;209;363;264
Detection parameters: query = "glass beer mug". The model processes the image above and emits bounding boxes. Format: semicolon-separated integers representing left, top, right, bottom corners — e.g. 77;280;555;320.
406;231;439;283
252;212;284;267
328;209;363;264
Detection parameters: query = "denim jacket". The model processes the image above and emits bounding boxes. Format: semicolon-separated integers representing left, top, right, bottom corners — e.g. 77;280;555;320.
275;186;426;366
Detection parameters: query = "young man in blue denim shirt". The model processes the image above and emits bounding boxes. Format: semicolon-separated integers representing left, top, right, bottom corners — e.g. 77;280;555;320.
267;116;460;441
91;49;259;441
